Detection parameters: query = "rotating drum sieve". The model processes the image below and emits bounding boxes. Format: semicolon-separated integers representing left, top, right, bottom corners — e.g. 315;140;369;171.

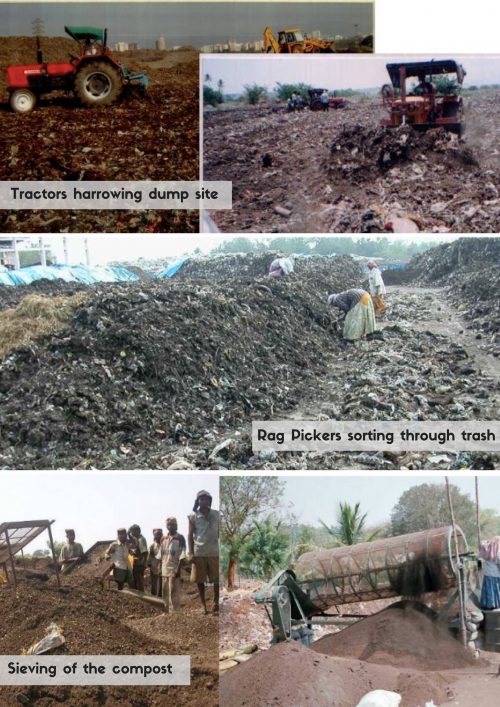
292;525;469;611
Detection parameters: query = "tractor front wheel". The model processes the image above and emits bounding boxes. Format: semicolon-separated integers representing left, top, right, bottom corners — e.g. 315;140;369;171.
10;88;37;114
74;62;122;106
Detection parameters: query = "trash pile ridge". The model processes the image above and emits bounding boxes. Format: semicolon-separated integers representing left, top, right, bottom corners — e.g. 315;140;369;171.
327;124;478;184
407;237;500;355
0;255;362;468
406;237;500;285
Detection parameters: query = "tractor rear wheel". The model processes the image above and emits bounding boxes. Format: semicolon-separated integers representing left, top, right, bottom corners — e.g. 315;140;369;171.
74;62;122;106
10;88;37;114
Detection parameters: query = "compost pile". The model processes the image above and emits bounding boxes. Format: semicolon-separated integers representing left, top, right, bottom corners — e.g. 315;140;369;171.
220;639;451;707
0;577;218;707
0;255;362;468
0;578;160;654
204;92;500;233
0;36;199;233
311;602;478;671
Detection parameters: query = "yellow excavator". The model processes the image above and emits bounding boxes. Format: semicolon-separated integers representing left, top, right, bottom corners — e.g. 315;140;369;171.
263;27;334;53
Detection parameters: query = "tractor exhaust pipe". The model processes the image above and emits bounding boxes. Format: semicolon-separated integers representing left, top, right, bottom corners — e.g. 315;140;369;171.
36;35;43;64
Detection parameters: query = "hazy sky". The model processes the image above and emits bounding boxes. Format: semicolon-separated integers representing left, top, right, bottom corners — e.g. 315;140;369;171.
280;475;500;527
203;54;500;94
43;235;225;265
1;473;219;552
26;235;457;266
0;2;373;46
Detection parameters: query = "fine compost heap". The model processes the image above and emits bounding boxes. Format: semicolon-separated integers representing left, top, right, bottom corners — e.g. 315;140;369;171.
220;601;489;707
0;572;218;707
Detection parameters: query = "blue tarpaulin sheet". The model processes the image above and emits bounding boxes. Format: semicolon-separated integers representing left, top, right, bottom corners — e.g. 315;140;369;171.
158;258;189;278
0;265;140;286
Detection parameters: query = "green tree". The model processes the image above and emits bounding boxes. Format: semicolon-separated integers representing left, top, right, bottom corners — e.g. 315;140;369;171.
275;82;312;102
319;502;380;546
434;76;461;95
267;237;312;254
220;477;284;588
33;548;50;557
214;237;264;254
389;483;492;547
203;85;223;107
478;508;500;543
244;83;267;105
239;517;288;580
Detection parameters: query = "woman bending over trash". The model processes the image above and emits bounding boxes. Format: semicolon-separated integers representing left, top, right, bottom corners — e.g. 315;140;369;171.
328;288;376;341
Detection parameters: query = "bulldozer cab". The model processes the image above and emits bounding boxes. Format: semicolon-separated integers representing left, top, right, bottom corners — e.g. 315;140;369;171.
386;59;465;97
382;59;466;135
278;29;304;44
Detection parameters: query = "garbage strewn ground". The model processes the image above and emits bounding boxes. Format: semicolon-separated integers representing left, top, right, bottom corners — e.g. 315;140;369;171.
204;93;500;233
0;571;218;707
0;37;199;233
0;240;498;470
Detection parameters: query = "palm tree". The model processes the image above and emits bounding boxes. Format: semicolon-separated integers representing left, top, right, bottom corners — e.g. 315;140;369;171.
217;79;224;96
319;502;380;546
204;73;212;85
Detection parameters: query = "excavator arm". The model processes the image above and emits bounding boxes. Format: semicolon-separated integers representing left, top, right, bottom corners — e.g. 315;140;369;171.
263;26;281;53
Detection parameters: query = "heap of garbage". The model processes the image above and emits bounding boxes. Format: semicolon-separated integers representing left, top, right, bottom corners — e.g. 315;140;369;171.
0;254;362;468
328;124;478;184
407;238;500;354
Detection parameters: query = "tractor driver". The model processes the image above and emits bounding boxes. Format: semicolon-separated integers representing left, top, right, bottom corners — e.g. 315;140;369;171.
414;74;435;96
84;39;98;56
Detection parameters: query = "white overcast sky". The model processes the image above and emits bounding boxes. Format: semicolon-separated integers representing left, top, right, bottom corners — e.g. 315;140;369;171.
280;476;500;528
202;54;500;95
28;235;459;266
1;473;219;552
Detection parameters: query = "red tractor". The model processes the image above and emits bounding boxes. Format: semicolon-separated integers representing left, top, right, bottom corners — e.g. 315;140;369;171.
308;88;347;111
380;59;466;136
6;26;149;113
